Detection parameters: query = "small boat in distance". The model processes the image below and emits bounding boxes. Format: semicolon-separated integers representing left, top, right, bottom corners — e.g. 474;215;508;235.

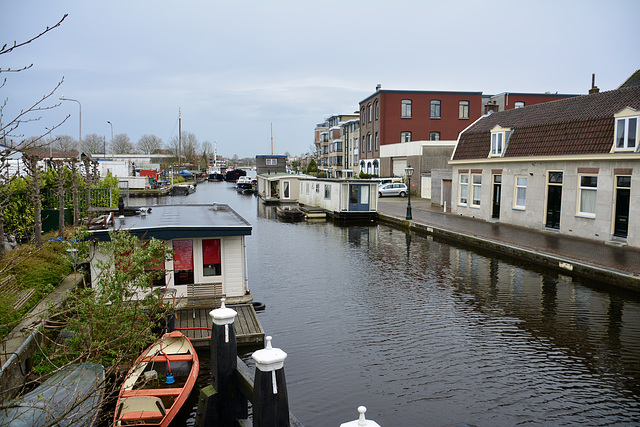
236;176;256;195
0;363;105;427
277;205;304;222
225;168;247;182
114;331;199;427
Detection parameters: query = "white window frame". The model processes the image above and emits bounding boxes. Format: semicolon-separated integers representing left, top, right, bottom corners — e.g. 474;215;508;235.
266;158;277;166
401;99;412;118
471;174;482;207
324;184;331;199
401;131;412;143
577;174;597;218
514;101;525;109
283;180;290;199
490;125;512;157
459;173;469;206
514;176;527;209
614;116;638;151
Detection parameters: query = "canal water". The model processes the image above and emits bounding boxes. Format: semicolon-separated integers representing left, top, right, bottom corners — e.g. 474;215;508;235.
130;179;640;426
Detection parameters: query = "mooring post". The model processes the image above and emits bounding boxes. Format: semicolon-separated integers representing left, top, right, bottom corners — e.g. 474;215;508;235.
252;336;289;427
339;406;382;427
196;298;247;426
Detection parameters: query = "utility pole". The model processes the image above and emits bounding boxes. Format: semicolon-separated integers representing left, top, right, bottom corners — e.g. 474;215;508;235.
178;108;182;167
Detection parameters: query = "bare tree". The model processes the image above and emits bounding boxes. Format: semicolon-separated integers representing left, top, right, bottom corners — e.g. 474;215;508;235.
169;131;198;163
0;14;69;256
137;134;163;154
22;153;43;247
50;134;77;152
111;133;135;154
82;133;105;155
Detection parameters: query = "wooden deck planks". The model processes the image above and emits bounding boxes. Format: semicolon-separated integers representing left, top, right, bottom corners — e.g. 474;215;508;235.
175;304;264;349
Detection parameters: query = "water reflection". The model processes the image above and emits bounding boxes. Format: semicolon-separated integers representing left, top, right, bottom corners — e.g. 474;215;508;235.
129;182;640;426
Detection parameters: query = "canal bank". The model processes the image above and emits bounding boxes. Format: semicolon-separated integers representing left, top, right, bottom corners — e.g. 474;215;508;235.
378;197;640;291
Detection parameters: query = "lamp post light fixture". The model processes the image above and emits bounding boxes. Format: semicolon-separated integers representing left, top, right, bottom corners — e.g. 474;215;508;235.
405;165;414;220
59;96;81;156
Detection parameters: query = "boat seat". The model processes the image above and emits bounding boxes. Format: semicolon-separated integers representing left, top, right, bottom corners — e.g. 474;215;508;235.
117;396;166;423
122;387;183;398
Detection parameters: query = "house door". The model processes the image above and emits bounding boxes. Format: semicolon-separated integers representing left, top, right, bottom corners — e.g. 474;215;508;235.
492;175;502;219
442;179;452;208
614;176;631;238
349;184;370;211
545;172;563;229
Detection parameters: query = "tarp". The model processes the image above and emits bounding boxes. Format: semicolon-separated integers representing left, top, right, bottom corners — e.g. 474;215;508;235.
179;169;192;177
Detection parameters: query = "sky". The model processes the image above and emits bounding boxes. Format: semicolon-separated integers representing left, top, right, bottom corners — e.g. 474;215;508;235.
1;0;639;159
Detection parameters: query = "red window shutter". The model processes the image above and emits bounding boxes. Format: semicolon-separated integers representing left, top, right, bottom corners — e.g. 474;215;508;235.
173;240;193;270
203;239;221;264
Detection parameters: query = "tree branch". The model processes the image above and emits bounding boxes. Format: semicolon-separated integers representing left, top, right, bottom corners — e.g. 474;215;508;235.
0;14;68;56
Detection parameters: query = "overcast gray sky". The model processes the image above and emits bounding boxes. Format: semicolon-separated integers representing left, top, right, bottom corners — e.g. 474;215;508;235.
2;0;638;159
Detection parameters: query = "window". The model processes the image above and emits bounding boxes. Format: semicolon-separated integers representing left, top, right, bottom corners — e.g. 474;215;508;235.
514;101;525;109
514;176;527;209
266;158;277;166
368;104;372;122
429;132;440;141
362;136;365;152
401;131;412;143
361;108;365;124
430;100;441;118
368;134;372;151
316;183;319;193
459;174;469;205
472;174;482;206
459;100;470;119
375;133;379;150
615;117;638;150
375;101;379;120
401;99;412;118
283;181;290;199
490;126;512;157
324;184;331;199
173;239;194;285
202;239;221;276
578;175;597;217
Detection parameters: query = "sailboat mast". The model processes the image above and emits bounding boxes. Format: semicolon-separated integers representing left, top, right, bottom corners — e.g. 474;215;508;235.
270;122;273;155
178;108;182;166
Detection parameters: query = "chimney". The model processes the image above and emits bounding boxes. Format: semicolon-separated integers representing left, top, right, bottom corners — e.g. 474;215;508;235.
376;84;381;91
589;73;600;94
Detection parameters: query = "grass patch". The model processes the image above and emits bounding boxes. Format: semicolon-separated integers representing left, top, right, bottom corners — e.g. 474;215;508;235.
0;243;74;338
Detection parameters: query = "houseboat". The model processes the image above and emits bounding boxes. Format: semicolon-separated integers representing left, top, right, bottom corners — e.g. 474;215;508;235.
256;173;301;204
297;177;379;221
87;204;253;306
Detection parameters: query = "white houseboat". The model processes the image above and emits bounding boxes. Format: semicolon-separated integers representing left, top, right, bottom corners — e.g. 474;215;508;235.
256;173;301;204
298;178;379;221
87;204;253;306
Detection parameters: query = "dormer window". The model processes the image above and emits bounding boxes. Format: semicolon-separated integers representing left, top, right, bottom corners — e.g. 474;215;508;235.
490;125;512;157
614;108;639;151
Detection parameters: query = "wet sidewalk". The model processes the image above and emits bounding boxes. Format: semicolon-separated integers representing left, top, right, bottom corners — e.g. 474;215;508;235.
377;197;640;289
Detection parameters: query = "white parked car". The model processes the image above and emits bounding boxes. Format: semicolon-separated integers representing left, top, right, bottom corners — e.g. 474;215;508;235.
378;183;408;197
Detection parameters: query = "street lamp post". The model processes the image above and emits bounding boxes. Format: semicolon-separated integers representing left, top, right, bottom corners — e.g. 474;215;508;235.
107;121;113;157
60;96;81;155
405;165;414;220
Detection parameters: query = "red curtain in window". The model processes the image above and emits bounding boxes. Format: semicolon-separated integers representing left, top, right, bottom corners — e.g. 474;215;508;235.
148;256;165;270
202;239;221;264
173;240;193;270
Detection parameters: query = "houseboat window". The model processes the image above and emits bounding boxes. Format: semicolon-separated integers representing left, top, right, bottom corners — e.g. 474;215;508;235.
147;256;166;287
173;240;194;285
324;184;331;199
283;181;290;198
202;239;221;276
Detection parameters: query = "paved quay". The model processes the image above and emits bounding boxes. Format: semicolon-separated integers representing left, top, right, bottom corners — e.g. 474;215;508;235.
377;197;640;291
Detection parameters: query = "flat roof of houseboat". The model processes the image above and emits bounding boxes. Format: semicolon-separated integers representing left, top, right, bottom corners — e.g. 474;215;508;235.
89;204;252;241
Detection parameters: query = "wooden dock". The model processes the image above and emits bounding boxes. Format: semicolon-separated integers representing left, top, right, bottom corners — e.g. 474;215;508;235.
174;303;265;349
